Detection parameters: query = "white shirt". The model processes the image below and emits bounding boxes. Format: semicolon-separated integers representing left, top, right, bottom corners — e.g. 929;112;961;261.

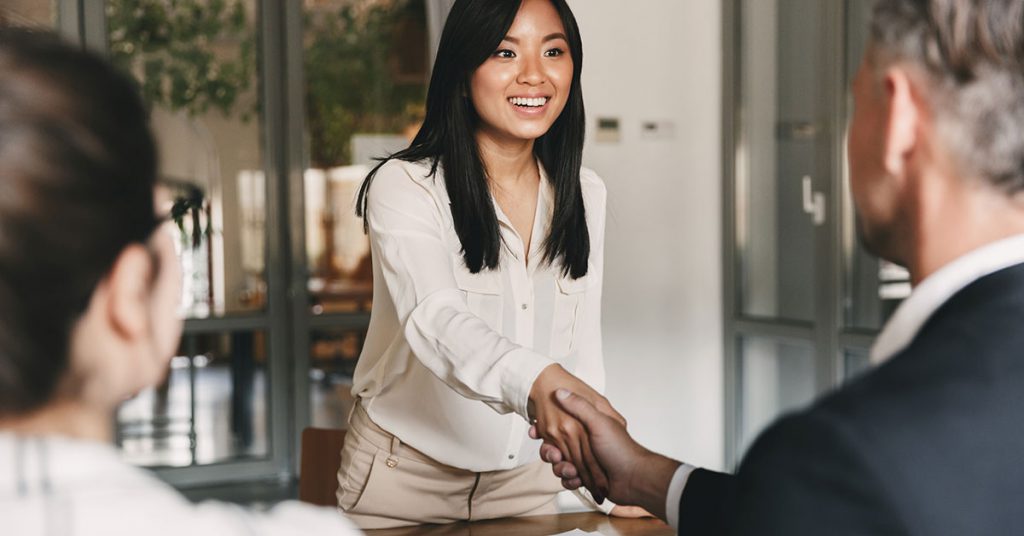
352;159;608;474
869;233;1024;364
666;233;1024;530
0;433;361;536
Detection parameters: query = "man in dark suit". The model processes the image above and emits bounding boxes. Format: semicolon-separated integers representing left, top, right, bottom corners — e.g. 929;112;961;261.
536;0;1024;533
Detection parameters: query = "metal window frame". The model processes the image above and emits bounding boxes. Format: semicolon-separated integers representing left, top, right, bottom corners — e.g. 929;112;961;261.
56;0;83;44
283;0;311;479
721;0;740;471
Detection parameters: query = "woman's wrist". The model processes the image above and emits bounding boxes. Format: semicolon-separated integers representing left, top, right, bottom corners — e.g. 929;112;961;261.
528;363;567;408
508;350;560;421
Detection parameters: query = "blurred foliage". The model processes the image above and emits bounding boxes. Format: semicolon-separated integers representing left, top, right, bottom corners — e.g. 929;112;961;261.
106;0;427;169
304;0;427;168
107;0;255;118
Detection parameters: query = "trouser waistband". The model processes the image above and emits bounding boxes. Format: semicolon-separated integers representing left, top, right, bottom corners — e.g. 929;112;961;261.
348;400;438;465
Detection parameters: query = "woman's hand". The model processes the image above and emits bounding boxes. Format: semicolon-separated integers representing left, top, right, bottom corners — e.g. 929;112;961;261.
610;505;655;518
528;364;626;503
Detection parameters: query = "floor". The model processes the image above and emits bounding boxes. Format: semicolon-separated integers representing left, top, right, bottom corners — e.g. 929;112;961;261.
181;478;299;509
117;361;269;467
116;359;354;467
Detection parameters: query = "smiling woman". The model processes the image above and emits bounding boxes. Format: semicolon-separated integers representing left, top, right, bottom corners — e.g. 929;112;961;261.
334;0;639;529
470;20;574;145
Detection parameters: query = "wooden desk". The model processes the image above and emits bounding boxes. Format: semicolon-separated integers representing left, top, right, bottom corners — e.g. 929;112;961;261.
365;512;674;536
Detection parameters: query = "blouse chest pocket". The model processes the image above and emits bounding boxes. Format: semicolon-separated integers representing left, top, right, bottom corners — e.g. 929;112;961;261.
551;275;589;359
452;264;504;333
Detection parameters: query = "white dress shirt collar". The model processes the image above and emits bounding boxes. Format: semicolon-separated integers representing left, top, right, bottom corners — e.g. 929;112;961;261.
870;233;1024;364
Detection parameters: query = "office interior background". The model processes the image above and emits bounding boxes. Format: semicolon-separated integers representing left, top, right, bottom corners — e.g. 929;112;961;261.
0;0;905;505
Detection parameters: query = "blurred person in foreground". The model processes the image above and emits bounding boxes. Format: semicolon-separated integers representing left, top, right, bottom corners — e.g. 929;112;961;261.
0;28;360;536
539;0;1024;534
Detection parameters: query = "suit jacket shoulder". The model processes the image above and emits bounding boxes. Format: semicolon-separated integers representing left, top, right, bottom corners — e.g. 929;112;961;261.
730;409;905;535
688;263;1024;536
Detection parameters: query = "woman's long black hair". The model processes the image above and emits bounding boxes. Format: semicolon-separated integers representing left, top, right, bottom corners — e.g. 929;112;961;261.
355;0;589;279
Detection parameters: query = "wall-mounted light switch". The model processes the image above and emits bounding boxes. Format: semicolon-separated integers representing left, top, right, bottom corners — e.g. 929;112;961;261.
595;117;620;143
641;120;676;140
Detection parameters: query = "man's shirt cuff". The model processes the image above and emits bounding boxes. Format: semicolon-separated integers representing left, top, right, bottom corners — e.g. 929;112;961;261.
665;463;697;529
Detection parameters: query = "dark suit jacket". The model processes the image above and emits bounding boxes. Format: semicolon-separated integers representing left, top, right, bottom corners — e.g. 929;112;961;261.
679;262;1024;535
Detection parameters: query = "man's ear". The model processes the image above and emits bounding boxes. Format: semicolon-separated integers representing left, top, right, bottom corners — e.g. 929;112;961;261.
101;244;154;341
882;66;922;179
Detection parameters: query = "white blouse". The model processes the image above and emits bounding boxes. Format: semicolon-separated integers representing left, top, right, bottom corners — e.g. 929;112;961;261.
0;433;360;536
352;158;607;474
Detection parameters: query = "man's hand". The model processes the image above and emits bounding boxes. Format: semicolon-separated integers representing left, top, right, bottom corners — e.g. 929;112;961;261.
533;388;646;503
535;389;682;521
528;365;626;503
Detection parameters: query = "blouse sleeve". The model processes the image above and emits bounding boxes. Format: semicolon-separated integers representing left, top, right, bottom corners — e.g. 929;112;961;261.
365;162;556;420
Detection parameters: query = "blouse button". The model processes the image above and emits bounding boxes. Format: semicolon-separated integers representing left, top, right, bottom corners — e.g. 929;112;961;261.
521;304;528;310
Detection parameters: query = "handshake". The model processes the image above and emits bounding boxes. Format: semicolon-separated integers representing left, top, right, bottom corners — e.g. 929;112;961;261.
527;365;682;521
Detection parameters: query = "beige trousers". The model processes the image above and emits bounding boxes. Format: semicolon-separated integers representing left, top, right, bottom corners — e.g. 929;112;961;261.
336;404;563;529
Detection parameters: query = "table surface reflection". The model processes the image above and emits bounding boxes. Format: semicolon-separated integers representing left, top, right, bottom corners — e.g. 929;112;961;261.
365;512;674;536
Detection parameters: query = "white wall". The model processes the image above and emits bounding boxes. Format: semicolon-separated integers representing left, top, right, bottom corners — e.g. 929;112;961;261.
568;0;724;471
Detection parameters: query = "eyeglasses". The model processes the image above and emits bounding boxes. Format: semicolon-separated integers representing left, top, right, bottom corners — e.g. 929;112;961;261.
156;176;206;250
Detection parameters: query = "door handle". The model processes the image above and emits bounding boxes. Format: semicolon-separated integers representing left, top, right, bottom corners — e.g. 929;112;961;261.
802;176;826;226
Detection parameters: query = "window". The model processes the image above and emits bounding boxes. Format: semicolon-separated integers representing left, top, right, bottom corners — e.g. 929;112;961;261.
60;0;441;486
302;0;430;430
106;0;273;472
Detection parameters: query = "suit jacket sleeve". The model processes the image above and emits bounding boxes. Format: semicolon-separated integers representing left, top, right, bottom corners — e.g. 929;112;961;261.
727;412;906;536
677;467;737;536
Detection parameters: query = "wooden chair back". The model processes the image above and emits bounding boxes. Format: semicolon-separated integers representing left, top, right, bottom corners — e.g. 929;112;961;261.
298;427;347;507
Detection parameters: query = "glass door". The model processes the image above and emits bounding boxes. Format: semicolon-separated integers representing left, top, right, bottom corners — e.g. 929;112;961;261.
53;0;446;487
65;0;295;487
839;0;909;366
296;0;430;432
724;0;909;467
724;0;844;466
839;0;883;382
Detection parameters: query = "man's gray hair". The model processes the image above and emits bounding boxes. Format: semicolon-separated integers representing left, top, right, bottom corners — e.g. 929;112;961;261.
871;0;1024;193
